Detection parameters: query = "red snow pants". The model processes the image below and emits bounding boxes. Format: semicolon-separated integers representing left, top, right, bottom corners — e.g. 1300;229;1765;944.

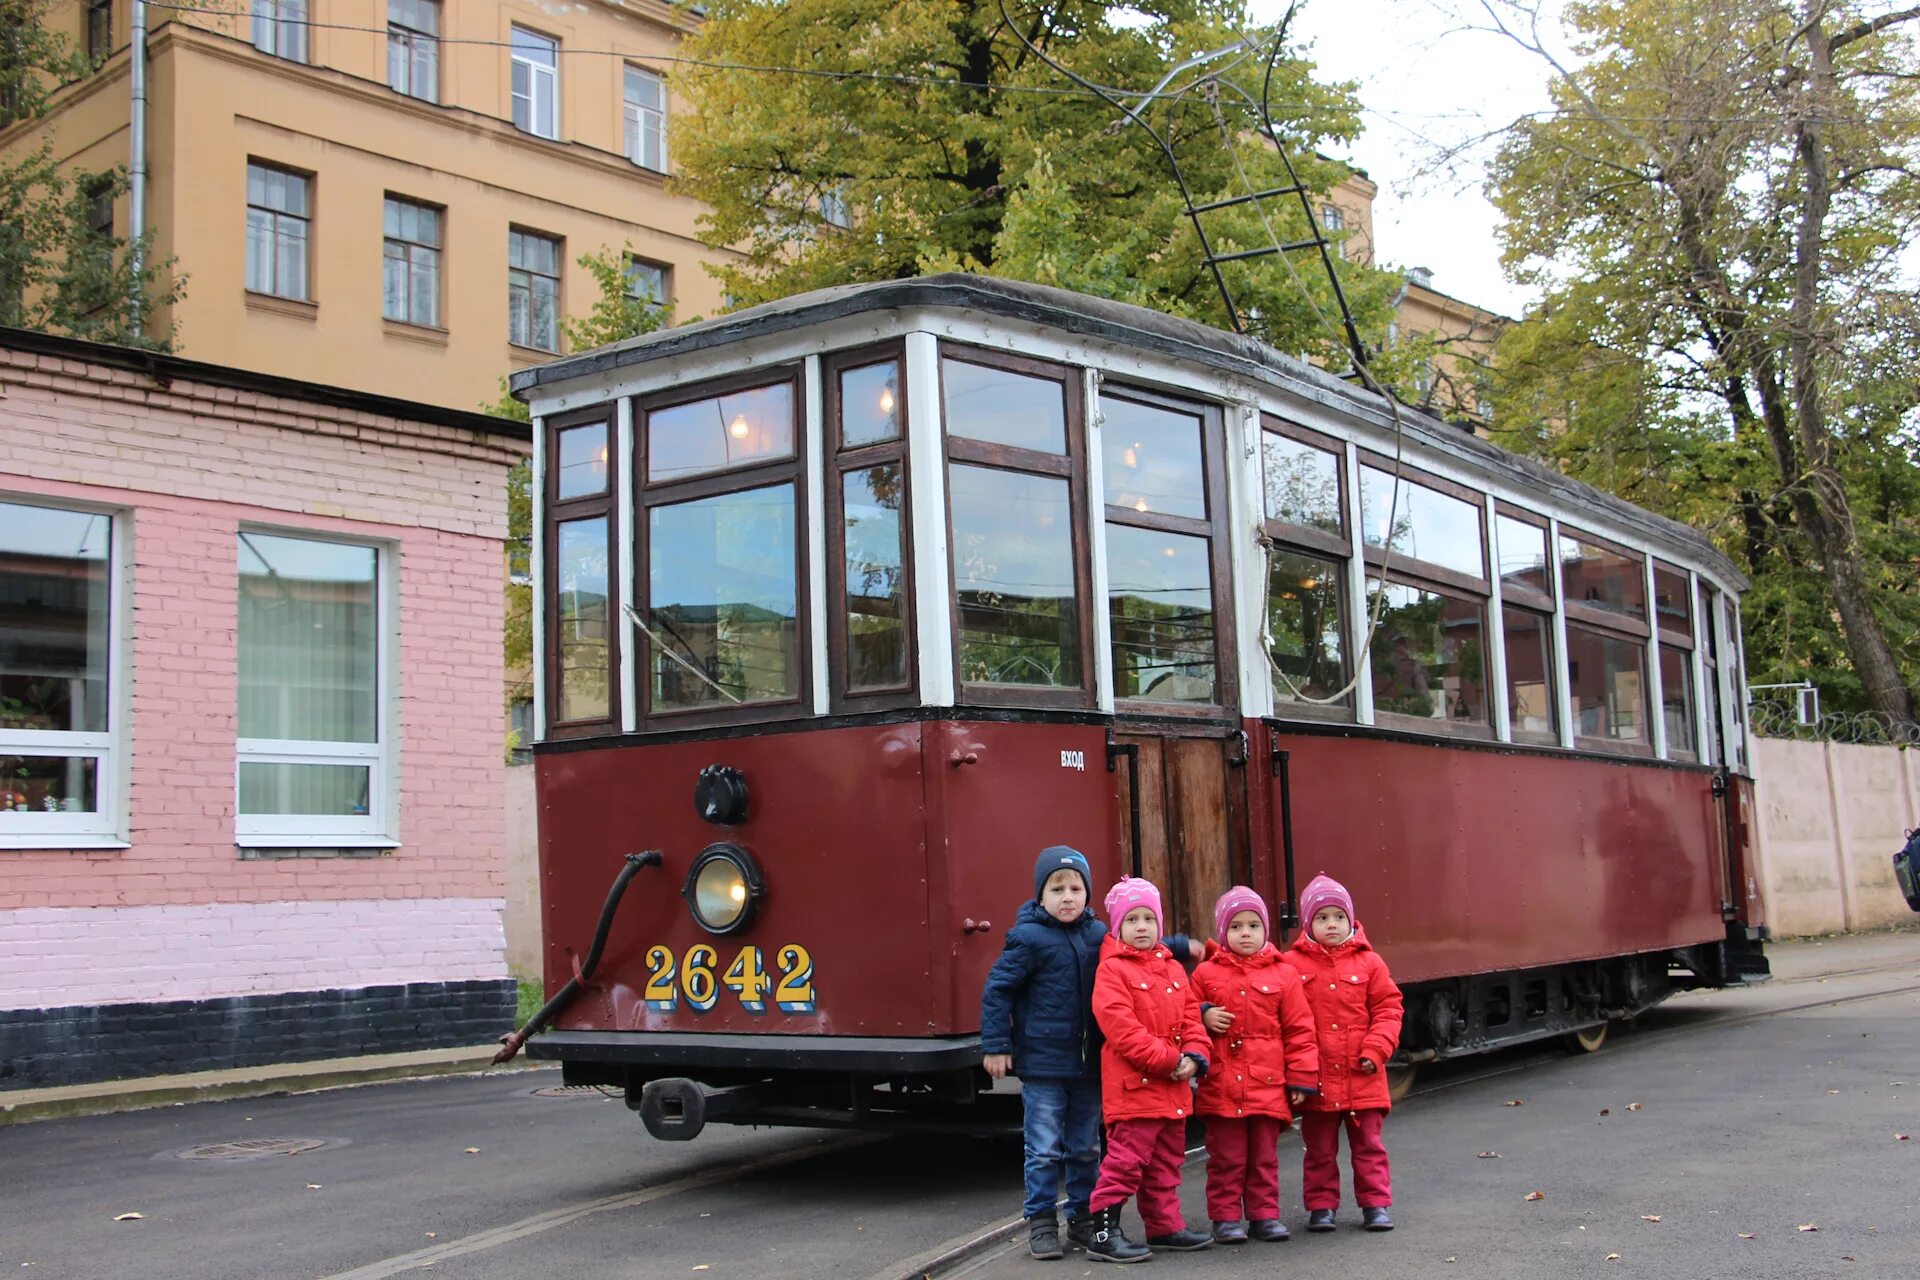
1204;1115;1284;1222
1301;1108;1392;1209
1088;1117;1189;1235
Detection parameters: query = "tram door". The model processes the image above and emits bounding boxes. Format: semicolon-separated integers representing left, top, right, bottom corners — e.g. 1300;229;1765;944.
1111;730;1251;942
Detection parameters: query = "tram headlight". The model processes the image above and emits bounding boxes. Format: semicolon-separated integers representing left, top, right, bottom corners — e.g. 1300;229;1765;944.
683;843;763;935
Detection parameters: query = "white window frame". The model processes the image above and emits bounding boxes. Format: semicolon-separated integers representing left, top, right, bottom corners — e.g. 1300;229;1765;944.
387;0;439;104
252;0;310;65
623;64;667;172
234;530;398;847
511;26;560;141
0;498;128;849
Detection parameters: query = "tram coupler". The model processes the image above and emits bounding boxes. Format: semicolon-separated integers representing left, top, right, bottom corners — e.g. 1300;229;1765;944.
634;1077;770;1141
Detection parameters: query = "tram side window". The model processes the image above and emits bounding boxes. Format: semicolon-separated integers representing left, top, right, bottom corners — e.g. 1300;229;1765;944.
1698;580;1724;766
1261;423;1352;715
1653;560;1696;760
1102;387;1229;707
1494;508;1558;743
636;372;806;720
543;413;617;732
941;348;1091;704
1561;527;1650;752
1724;597;1748;770
1356;455;1491;734
825;344;914;707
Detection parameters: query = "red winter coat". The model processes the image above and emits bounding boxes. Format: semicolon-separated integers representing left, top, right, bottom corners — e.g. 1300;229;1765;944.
1191;939;1320;1123
1091;934;1211;1123
1284;924;1404;1113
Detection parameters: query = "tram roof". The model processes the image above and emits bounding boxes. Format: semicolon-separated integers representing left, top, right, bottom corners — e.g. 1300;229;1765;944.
511;273;1745;590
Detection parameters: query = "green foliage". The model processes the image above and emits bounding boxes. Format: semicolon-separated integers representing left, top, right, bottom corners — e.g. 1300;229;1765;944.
0;2;184;349
672;0;1400;366
491;246;675;737
1484;0;1920;716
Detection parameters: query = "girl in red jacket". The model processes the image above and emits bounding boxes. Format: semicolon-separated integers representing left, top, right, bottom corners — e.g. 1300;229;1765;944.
1083;876;1213;1263
1192;886;1320;1244
1285;874;1405;1233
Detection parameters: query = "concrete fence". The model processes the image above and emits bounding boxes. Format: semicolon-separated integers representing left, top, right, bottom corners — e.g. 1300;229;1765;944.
1751;738;1918;936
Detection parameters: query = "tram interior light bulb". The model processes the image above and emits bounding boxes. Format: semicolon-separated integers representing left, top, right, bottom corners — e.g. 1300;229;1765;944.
879;386;896;415
728;413;751;440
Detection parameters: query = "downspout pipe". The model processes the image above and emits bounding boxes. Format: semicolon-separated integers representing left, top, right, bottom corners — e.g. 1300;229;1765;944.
130;0;148;337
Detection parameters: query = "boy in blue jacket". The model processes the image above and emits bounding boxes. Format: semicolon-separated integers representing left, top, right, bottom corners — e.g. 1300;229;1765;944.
981;845;1198;1261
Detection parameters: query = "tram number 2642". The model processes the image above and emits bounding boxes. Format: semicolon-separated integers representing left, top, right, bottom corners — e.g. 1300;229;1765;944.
643;942;817;1015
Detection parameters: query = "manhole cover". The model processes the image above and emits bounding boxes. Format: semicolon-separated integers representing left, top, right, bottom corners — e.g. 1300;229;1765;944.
528;1084;616;1099
177;1137;330;1161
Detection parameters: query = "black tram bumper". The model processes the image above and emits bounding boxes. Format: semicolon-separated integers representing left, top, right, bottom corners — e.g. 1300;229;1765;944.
528;1030;1010;1139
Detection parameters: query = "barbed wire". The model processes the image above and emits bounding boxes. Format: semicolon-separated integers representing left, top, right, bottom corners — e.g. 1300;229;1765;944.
1748;698;1920;746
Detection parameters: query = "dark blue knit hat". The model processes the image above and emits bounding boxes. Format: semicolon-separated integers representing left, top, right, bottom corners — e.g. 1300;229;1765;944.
1034;845;1092;900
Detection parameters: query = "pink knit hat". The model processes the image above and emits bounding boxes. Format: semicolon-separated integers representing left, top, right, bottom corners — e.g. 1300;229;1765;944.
1213;885;1270;942
1299;874;1355;925
1104;875;1164;935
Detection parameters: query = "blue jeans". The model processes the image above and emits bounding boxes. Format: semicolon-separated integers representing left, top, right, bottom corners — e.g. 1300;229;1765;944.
1021;1077;1102;1221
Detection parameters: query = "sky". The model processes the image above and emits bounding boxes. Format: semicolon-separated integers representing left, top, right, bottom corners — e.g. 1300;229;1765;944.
1251;0;1564;318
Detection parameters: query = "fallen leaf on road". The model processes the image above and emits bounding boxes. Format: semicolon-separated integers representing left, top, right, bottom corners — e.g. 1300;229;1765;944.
464;1147;481;1154
1626;1102;1644;1111
1798;1224;1819;1233
1504;1099;1525;1107
1827;1090;1841;1095
1525;1191;1546;1202
1896;1133;1910;1141
1477;1151;1501;1158
305;1184;322;1190
1445;1258;1456;1264
425;1233;437;1240
1641;1215;1662;1223
1599;1108;1611;1116
1738;1233;1755;1240
1842;1257;1856;1262
693;1268;710;1273
1606;1253;1621;1261
112;1213;143;1222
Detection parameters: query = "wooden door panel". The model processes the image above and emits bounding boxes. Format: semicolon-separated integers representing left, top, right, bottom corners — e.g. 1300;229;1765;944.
1167;738;1233;941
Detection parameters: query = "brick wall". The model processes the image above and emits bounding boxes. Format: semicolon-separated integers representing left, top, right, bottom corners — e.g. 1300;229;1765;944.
0;341;528;1082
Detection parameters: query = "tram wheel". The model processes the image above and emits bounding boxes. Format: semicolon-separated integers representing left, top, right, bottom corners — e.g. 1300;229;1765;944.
1561;1021;1610;1054
1385;1064;1418;1103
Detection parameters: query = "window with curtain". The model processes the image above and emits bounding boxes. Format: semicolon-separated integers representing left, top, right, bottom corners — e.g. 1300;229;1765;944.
0;499;118;842
1261;421;1352;715
245;162;310;301
508;229;560;352
236;531;386;841
382;196;440;328
387;0;439;103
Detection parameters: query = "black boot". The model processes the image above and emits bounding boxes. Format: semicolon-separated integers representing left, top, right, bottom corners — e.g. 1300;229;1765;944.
1083;1206;1151;1265
1066;1207;1094;1251
1211;1220;1248;1245
1029;1213;1064;1260
1362;1206;1394;1232
1249;1218;1291;1242
1307;1209;1336;1232
1145;1228;1212;1252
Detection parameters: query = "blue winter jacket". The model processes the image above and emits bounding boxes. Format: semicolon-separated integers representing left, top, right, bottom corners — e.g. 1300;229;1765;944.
979;901;1190;1081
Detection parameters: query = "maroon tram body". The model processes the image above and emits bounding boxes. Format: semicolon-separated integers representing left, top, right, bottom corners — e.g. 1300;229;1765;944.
511;276;1765;1139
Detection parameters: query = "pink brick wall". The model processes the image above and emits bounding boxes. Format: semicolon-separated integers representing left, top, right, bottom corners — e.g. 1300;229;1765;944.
0;346;528;1003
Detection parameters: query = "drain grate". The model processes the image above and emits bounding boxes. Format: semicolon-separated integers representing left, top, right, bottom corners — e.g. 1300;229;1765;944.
178;1137;330;1161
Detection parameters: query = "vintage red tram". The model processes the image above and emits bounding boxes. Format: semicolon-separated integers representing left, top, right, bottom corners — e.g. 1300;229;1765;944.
502;275;1767;1140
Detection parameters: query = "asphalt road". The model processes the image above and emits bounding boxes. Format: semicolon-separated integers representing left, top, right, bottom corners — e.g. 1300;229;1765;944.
1;934;1914;1280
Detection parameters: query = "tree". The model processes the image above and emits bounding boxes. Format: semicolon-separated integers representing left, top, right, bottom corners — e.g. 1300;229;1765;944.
493;247;675;748
671;0;1403;367
1482;0;1920;718
0;1;183;347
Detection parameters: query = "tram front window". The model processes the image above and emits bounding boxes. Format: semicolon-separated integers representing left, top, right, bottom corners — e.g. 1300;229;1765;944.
950;464;1082;688
1262;433;1343;534
1268;550;1348;705
554;516;611;722
648;484;799;708
1366;581;1488;725
942;358;1067;454
1107;525;1216;702
841;464;908;690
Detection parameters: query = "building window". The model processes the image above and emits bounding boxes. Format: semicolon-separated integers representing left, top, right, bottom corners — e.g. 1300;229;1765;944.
819;189;850;229
1101;385;1231;708
1320;203;1345;233
245;162;310;301
382;196;440;328
510;27;559;140
84;177;114;240
634;371;807;722
387;0;439;103
623;65;667;172
941;349;1092;705
0;499;118;843
825;345;911;708
252;0;309;65
624;257;669;310
236;531;388;842
508;229;560;352
87;0;113;65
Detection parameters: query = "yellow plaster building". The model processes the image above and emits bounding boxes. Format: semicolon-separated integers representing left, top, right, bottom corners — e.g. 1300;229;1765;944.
8;1;726;411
